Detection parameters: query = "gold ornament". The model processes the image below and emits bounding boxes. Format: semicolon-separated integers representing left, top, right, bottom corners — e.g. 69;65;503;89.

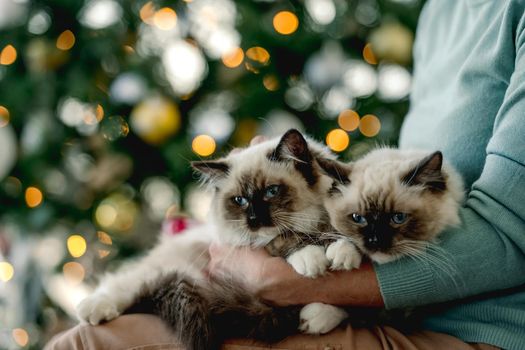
130;96;180;145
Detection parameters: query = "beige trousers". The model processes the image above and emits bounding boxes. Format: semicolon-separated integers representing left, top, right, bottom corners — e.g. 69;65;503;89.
45;314;499;350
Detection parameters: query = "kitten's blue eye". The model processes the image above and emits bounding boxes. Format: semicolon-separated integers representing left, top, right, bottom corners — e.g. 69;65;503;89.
391;212;408;224
351;213;367;225
233;196;248;207
264;185;280;199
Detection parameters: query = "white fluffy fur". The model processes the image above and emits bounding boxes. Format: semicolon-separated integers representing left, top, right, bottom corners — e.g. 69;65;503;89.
76;134;336;325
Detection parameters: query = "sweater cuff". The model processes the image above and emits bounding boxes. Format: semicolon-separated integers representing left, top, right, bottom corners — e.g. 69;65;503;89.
374;258;436;309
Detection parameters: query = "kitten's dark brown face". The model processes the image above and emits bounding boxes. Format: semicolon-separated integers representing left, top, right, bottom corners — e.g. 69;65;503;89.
192;129;332;247
322;150;457;264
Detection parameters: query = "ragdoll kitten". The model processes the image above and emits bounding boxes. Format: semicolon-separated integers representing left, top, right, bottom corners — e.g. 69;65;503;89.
77;129;338;348
299;148;464;334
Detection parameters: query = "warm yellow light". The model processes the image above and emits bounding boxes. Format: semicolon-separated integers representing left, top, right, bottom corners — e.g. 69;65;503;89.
25;187;43;208
359;114;381;137
98;249;111;258
96;204;118;228
338;109;360;131
221;47;244;68
0;45;17;65
139;1;155;24
63;262;85;285
363;43;378;65
67;235;87;258
56;30;75;51
263;75;279;91
246;47;270;65
192;134;216;157
326;129;350;152
0;262;14;282
97;231;112;245
0;105;9;127
273;11;299;35
153;8;177;30
12;328;29;347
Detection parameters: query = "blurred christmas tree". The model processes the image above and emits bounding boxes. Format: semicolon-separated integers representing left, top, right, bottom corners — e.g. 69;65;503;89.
0;0;422;348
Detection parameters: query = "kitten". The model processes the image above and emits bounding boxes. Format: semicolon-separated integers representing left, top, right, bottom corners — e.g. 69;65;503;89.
299;148;464;334
77;129;338;348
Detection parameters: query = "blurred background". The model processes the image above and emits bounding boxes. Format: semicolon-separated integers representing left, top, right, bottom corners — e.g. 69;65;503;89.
0;0;422;348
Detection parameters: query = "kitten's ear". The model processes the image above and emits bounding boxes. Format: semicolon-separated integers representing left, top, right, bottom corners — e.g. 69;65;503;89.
316;157;351;184
271;129;312;163
402;151;446;192
191;161;230;183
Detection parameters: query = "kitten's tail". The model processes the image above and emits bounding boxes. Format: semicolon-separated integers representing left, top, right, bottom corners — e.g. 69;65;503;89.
136;272;301;350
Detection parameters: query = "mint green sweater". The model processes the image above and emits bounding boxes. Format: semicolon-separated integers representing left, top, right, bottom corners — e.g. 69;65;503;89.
374;1;525;349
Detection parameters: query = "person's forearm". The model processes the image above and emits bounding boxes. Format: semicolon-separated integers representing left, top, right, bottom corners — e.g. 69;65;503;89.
260;258;384;308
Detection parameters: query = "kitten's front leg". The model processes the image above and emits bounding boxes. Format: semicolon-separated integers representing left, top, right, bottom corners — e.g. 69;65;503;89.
299;302;348;335
326;239;362;271
286;245;329;278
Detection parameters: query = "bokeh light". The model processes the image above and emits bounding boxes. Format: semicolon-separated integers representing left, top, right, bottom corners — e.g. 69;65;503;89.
79;0;122;29
62;261;85;285
221;47;244;68
273;11;299;35
359;114;381;137
139;2;155;24
246;46;270;65
130;96;180;145
0;105;9;127
153;7;177;31
305;0;336;25
0;44;17;65
67;235;87;258
97;231;112;245
192;134;216;157
326;129;350;152
363;43;378;65
25;187;43;208
56;30;75;51
338;109;360;131
0;261;14;282
263;75;279;91
12;328;29;347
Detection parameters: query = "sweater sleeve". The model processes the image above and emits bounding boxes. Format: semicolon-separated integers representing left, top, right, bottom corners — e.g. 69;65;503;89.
375;17;525;310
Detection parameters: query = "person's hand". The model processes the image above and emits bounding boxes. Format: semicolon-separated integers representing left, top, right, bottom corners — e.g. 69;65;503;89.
206;243;303;306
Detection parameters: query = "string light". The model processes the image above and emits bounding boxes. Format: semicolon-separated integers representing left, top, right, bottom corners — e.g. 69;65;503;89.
97;231;112;245
363;43;378;65
56;30;76;51
0;105;9;127
139;1;155;24
338;109;360;131
273;11;299;35
0;45;17;65
359;114;381;137
0;262;14;282
153;8;177;31
263;75;279;91
246;47;270;65
221;47;244;68
192;134;216;156
63;262;85;285
67;235;87;258
25;187;43;208
12;328;29;347
326;129;350;152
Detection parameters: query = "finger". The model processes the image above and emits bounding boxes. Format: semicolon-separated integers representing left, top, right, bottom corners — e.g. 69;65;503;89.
250;135;268;146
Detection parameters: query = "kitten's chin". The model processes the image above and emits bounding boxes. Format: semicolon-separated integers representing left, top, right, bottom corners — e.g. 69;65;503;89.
368;251;398;265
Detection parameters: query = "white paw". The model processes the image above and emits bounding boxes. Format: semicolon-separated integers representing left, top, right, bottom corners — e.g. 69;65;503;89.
299;303;348;335
326;239;362;271
76;293;120;325
286;245;329;278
